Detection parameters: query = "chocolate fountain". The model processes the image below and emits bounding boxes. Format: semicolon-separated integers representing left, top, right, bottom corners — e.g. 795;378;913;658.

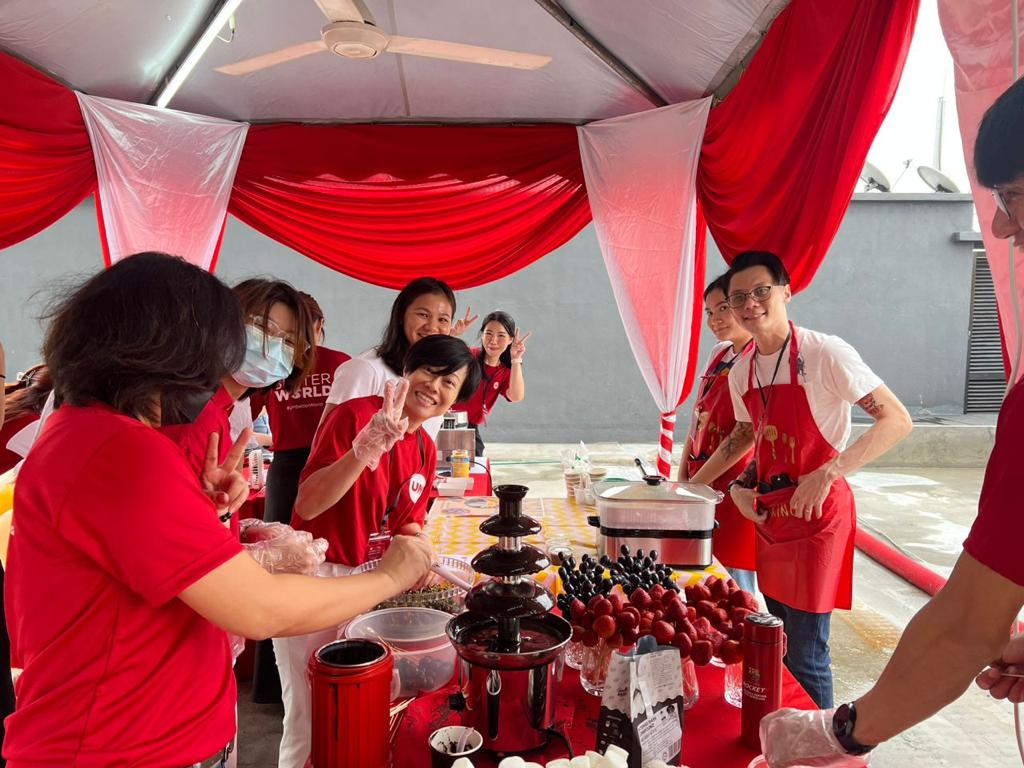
447;484;572;753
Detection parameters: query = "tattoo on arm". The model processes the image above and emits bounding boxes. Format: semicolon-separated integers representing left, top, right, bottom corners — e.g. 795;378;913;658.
721;422;753;458
857;392;884;419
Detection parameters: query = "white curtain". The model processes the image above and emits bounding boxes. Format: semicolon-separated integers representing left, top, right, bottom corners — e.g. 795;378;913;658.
77;93;248;271
578;99;712;476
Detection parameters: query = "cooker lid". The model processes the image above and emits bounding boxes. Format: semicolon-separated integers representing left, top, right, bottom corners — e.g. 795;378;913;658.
596;479;721;504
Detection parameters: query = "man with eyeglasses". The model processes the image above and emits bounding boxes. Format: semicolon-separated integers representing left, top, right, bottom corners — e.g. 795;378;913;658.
758;78;1024;766
691;249;912;712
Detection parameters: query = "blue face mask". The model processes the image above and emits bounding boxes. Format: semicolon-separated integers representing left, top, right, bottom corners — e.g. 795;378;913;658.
232;324;295;388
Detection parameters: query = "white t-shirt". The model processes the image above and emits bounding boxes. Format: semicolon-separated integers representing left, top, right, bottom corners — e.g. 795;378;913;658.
326;350;442;440
229;398;258;449
728;327;883;452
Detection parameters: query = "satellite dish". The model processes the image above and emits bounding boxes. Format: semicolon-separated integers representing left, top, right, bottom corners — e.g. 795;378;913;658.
917;166;960;193
860;161;891;192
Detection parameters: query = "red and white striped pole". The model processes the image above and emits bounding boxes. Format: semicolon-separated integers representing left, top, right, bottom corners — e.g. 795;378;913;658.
657;412;676;478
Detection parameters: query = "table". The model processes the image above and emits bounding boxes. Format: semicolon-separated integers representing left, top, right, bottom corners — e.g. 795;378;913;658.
403;496;815;767
430;457;493;499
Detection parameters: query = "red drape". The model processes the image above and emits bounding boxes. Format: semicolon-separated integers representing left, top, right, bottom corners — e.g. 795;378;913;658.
698;0;919;291
0;53;96;249
229;124;591;289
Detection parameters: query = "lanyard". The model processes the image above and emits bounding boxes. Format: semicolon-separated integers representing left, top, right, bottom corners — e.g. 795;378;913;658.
380;429;426;532
752;330;791;434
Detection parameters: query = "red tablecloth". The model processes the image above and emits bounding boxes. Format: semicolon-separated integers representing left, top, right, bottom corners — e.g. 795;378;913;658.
430;458;493;499
392;663;815;768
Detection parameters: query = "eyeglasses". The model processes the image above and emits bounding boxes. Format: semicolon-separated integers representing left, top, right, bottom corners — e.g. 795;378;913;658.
252;317;310;354
726;284;776;308
992;189;1009;216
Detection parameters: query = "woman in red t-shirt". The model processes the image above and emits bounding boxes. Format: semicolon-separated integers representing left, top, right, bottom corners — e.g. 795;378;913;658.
451;310;529;455
4;253;433;768
0;365;51;475
277;335;481;768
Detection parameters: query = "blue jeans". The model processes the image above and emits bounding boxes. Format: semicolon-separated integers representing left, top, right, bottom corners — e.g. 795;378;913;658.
763;595;833;708
727;567;758;595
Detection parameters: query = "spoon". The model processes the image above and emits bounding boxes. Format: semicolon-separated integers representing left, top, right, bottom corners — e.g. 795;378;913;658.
431;561;475;592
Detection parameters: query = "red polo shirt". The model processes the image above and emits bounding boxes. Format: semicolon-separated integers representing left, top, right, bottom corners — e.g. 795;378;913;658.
965;379;1024;586
4;405;242;767
294;395;435;566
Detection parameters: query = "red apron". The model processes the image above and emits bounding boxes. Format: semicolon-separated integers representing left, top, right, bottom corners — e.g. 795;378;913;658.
685;343;757;570
742;323;855;613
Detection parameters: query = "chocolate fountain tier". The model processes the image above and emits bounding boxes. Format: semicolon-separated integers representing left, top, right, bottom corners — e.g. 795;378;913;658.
465;579;555;618
471;545;549;577
478;514;542;538
447;612;571;670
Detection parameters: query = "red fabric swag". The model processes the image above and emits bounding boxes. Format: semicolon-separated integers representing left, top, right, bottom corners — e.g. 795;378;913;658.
229;124;591;289
0;53;96;250
698;0;919;291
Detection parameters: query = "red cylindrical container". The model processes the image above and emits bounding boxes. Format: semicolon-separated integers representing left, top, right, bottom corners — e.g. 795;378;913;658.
740;612;785;750
309;639;393;768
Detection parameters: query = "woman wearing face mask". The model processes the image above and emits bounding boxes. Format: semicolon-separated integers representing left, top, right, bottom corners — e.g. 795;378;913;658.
161;279;318;485
450;310;530;456
271;335;480;768
319;277;477;440
247;292;350;703
676;274;757;593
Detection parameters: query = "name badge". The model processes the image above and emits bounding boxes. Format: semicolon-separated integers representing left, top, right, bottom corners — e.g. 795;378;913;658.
366;530;393;561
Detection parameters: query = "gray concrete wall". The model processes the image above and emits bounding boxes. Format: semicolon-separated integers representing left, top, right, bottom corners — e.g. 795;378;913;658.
0;193;976;443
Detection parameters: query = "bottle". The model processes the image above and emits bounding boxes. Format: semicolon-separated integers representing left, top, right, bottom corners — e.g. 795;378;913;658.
741;612;785;750
248;447;264;490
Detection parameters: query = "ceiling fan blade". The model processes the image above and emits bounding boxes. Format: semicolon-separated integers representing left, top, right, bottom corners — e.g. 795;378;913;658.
385;36;551;70
313;0;371;23
215;40;328;75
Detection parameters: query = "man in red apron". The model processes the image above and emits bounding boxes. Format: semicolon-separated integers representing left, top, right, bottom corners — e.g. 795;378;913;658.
679;274;757;592
709;251;911;708
762;79;1024;765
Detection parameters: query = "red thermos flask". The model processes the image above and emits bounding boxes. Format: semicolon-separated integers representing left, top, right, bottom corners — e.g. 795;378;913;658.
309;639;394;768
741;612;786;750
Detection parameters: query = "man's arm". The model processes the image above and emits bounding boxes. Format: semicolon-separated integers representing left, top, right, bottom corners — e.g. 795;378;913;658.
852;551;1024;745
690;421;754;485
790;384;912;519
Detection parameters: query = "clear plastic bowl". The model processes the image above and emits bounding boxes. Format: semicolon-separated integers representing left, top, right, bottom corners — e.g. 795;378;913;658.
351;555;474;614
344;607;456;697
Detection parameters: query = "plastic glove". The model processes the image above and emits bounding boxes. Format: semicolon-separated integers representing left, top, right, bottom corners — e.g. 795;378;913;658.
243;526;328;575
760;708;870;767
239;518;292;543
352;378;409;470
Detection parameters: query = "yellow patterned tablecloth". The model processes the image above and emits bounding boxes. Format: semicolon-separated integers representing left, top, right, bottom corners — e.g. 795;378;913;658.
424;496;730;592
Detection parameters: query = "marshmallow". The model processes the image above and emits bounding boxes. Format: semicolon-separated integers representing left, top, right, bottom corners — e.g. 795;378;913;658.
498;758;526;768
603;745;629;768
523;763;543;768
585;751;606;767
545;760;572;768
451;759;476;768
569;758;592;768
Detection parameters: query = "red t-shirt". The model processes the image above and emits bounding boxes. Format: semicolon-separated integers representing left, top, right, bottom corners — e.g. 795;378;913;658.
5;405;242;767
251;346;350;452
294;395;436;566
964;379;1024;586
159;384;235;471
451;350;512;425
0;411;39;475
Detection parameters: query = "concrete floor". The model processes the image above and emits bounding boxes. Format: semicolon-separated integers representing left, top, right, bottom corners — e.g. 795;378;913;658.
237;444;1023;767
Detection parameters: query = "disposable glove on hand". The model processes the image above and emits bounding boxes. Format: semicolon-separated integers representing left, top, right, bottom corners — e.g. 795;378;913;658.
761;708;871;767
352;378;409;470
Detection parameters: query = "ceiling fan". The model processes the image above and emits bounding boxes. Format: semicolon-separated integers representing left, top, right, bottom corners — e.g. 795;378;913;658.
215;0;552;75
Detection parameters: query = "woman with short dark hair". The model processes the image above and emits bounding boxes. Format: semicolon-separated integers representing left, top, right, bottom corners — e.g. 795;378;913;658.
3;253;433;768
277;334;480;768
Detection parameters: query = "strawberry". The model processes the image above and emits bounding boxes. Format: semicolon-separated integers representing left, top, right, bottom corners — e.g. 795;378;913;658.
592;597;613;617
570;624;584;643
691;639;714;666
708;630;725;655
593;614;616;639
665;600;687;624
686;606;698;623
694;616;713;636
717;619;734;637
726;578;739;592
679;618;698;643
683;585;700;604
608;592;625;613
729;622;745;641
630;588;652;609
730;607;753;625
570;598;587;622
743;593;760;612
653;620;676;645
621;627;639;645
712;608;730;627
639;618;653;634
696;600;717;618
588;594;605;612
606;632;624;650
693;584;713;603
580;612;595;630
719;639;744;665
710;579;730;601
729;590;749;608
581;629;599;648
616;611;637;632
672;631;693;657
705;575;720;589
650;584;666;601
653;610;664;622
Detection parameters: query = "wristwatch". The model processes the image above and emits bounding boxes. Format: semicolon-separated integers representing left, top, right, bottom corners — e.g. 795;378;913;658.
832;702;875;756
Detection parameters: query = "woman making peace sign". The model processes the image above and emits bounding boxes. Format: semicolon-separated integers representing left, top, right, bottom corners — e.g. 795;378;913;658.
451;310;530;456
